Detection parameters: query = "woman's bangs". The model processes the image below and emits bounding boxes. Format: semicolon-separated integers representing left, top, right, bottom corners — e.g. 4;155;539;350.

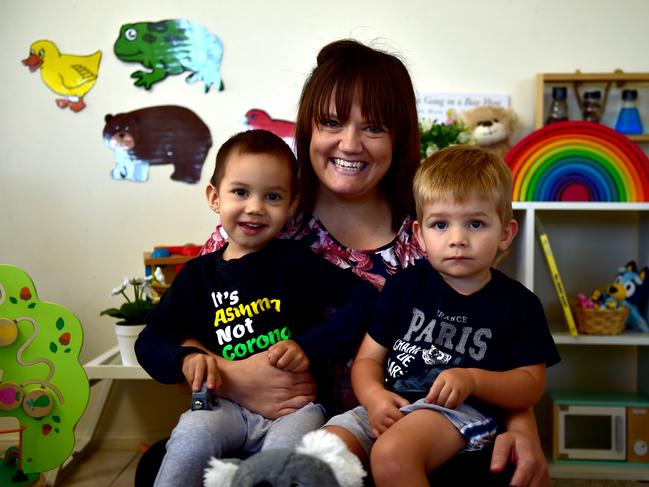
357;70;394;130
313;68;390;130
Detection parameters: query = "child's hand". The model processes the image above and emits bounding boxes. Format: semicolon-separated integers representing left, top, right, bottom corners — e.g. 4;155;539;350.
425;368;475;408
366;390;409;437
181;352;221;392
267;339;309;372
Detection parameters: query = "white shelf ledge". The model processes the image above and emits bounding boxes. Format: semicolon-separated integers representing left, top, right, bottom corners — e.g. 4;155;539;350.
552;331;649;346
513;202;649;211
550;461;649;480
83;345;151;380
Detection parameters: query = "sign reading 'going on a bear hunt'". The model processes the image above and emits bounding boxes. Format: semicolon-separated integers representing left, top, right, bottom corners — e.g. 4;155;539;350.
416;91;510;123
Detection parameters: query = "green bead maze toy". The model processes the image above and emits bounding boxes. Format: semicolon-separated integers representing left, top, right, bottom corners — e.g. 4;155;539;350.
0;265;89;484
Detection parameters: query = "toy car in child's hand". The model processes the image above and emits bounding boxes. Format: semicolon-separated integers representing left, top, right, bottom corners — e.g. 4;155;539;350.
191;383;219;411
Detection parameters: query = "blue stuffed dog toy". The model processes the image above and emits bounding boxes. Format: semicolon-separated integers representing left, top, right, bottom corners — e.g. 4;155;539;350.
615;261;649;332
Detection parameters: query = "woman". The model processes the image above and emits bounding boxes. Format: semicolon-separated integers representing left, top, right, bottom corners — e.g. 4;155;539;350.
195;39;548;486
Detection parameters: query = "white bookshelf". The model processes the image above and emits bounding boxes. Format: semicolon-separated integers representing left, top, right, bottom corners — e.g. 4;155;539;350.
505;201;649;479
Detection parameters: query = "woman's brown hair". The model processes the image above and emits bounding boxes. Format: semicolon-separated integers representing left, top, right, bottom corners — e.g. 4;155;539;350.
295;39;420;230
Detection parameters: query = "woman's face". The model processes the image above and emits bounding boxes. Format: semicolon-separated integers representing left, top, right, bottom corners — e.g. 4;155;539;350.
309;99;393;201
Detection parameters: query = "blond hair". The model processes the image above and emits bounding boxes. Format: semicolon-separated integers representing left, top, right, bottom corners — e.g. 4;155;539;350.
413;145;513;225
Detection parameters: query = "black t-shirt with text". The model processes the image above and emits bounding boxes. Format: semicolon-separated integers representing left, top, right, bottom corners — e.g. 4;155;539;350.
369;260;560;427
136;238;376;390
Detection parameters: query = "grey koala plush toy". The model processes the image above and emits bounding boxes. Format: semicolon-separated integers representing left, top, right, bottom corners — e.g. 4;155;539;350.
203;430;366;487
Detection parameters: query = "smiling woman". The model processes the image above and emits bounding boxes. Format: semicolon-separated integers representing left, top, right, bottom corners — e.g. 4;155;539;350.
309;101;393;204
158;39;550;487
295;40;419;241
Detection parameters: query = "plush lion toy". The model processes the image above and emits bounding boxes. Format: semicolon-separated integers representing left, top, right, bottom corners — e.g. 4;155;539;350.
461;105;518;160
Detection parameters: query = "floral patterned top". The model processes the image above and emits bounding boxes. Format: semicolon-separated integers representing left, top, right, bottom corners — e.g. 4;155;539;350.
200;212;426;291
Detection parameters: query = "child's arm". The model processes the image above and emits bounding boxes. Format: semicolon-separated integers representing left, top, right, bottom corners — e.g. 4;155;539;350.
290;242;378;367
267;339;309;372
135;264;218;387
352;334;410;436
425;364;546;410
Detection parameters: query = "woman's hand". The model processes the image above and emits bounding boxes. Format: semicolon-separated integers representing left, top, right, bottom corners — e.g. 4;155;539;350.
218;351;316;419
179;337;315;419
490;409;550;487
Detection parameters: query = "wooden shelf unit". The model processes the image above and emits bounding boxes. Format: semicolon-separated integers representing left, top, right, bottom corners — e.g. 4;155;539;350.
143;251;197;294
505;201;649;480
535;71;649;133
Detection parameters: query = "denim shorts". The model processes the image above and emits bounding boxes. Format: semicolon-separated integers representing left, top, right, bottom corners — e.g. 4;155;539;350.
325;398;497;456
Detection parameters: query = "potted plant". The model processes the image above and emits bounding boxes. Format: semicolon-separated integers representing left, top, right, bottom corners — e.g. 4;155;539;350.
100;276;158;365
419;116;474;160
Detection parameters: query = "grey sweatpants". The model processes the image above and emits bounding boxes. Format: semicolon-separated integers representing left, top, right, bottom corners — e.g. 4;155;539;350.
154;399;325;487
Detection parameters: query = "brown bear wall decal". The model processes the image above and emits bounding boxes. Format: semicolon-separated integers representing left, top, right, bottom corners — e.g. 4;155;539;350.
103;105;212;183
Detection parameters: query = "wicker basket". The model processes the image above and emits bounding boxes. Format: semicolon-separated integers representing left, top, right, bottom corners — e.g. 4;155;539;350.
572;305;629;335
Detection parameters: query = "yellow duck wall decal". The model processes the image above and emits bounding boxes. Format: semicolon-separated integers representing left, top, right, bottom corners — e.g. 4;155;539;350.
22;40;101;112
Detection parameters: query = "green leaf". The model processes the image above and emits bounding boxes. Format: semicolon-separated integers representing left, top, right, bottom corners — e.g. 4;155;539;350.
52;416;61;423
100;308;125;318
56;317;65;330
9;297;17;304
28;302;36;309
64;348;71;353
101;301;154;325
49;342;58;353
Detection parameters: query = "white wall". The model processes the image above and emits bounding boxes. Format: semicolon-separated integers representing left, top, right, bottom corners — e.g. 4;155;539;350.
2;0;648;444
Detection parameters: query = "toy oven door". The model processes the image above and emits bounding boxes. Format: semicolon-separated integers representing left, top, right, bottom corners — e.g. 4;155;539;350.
557;405;626;460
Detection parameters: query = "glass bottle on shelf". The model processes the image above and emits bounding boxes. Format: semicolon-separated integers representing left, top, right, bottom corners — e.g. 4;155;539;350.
615;89;643;134
546;86;569;124
581;90;602;123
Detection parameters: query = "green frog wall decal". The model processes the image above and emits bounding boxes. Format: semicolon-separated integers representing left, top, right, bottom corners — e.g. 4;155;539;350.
114;19;224;92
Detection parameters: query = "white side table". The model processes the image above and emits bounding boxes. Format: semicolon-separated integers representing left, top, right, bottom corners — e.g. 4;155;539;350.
46;346;152;485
